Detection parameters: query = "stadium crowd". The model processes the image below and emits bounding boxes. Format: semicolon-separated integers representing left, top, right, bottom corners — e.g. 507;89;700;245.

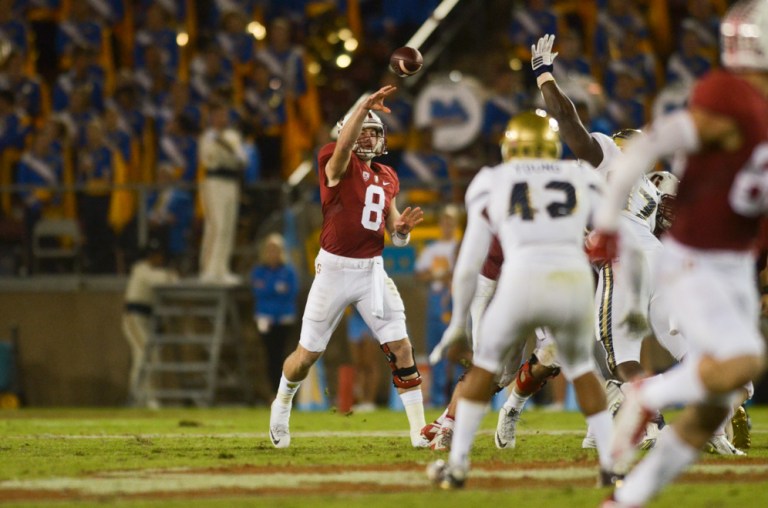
0;0;735;277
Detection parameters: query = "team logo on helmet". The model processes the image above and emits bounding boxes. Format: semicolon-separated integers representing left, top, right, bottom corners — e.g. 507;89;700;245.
500;109;562;161
611;129;643;150
649;171;680;234
337;111;387;160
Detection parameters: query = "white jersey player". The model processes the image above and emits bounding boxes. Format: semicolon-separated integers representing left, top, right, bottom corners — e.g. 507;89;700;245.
427;110;620;489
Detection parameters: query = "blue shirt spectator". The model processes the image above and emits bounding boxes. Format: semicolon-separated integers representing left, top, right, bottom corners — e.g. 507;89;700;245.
250;233;299;326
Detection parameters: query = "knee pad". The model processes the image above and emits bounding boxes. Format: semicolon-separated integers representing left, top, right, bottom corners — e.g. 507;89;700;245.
515;354;560;396
381;343;422;389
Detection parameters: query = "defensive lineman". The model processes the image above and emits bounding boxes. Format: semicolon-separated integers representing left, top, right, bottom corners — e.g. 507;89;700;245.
269;85;429;448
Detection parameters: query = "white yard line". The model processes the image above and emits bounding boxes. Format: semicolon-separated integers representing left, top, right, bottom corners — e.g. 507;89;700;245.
1;464;766;495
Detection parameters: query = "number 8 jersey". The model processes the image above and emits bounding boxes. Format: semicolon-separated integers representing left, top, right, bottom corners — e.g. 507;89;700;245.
317;142;401;258
469;158;603;250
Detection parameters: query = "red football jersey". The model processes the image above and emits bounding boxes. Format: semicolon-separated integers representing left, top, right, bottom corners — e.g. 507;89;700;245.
317;143;401;258
480;236;504;281
670;70;768;251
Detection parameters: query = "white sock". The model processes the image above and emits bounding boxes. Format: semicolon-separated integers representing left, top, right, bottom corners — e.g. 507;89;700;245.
616;426;699;506
436;407;450;425
276;374;301;407
442;415;455;430
503;388;530;412
400;388;427;435
449;399;488;469
639;360;707;412
586;410;613;470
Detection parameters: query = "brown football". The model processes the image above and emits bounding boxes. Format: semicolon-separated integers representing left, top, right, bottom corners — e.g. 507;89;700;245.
389;46;423;77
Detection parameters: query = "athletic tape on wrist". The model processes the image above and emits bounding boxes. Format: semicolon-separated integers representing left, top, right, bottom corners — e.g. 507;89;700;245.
536;72;555;89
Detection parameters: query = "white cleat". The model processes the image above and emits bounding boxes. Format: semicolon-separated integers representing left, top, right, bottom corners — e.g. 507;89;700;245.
430;426;453;451
582;431;597;449
610;382;654;471
495;406;521;449
706;434;746;456
269;400;291;449
426;459;467;490
411;432;431;448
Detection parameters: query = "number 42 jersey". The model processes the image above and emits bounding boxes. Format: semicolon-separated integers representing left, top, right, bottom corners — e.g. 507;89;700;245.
468;158;604;251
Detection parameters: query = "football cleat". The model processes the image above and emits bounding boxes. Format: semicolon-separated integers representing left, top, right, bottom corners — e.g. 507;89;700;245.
420;420;441;443
610;382;654;471
426;459;467;490
495;406;521;449
411;432;432;448
730;405;751;450
598;469;625;488
430;426;453;451
269;400;291;448
706;434;746;456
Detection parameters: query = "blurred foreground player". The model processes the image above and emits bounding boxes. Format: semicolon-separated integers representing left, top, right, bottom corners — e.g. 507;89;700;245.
590;1;768;505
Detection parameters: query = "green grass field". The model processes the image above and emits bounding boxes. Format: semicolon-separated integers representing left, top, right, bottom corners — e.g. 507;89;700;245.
1;406;767;507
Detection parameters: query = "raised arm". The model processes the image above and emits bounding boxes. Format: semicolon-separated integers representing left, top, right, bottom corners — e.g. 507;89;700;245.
532;34;604;168
325;85;396;186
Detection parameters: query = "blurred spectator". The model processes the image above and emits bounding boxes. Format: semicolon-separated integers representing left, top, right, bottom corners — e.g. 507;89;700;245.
604;66;646;130
346;307;380;413
603;29;657;98
0;50;43;120
206;0;259;32
110;82;145;138
16;126;62;269
553;30;592;81
136;46;176;122
56;86;97;147
76;118;116;273
138;0;187;26
52;45;105;113
158;112;199;184
198;100;246;284
593;0;649;63
249;232;298;395
415;205;460;407
189;43;233;104
0;0;30;53
256;17;307;98
216;8;255;68
682;0;721;58
104;105;134;166
86;0;124;26
146;166;194;270
509;0;559;57
134;3;179;73
242;59;285;181
56;1;103;61
157;80;201;140
122;237;178;407
665;21;713;87
0;90;30;154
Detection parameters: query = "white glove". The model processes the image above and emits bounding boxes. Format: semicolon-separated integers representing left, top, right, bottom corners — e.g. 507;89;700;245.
429;322;468;365
531;34;558;79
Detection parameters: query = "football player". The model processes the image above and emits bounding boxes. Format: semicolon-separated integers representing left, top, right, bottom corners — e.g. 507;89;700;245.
269;85;429;448
427;110;621;489
590;1;768;505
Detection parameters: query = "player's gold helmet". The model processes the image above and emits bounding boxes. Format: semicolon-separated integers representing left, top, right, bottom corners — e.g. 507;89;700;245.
611;128;642;150
500;110;562;161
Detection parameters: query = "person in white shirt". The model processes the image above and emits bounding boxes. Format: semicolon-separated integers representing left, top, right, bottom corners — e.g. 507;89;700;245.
198;100;247;284
122;239;178;406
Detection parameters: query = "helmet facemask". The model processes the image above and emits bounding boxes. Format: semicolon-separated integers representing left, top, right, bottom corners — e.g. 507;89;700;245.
720;0;768;71
337;111;388;161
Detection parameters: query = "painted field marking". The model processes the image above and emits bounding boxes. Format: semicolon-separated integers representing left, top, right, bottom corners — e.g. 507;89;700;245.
1;463;767;495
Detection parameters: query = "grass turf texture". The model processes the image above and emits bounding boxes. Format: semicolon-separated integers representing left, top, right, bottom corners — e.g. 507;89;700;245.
0;406;766;507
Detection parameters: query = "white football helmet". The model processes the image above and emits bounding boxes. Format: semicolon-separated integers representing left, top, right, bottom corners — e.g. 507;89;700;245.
720;0;768;71
336;111;387;160
648;171;680;234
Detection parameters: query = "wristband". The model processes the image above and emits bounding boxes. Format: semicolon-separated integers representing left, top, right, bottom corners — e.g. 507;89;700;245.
536;72;555;89
392;230;410;246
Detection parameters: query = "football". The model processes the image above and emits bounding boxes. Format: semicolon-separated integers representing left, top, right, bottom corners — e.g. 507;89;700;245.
389;46;423;77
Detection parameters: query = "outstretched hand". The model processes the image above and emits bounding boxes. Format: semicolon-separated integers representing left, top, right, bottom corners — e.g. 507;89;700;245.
362;85;397;114
531;34;558;77
394;206;424;235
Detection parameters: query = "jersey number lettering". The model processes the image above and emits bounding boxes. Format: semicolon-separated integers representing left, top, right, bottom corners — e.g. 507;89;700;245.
362;185;386;230
509;181;577;220
729;143;768;217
